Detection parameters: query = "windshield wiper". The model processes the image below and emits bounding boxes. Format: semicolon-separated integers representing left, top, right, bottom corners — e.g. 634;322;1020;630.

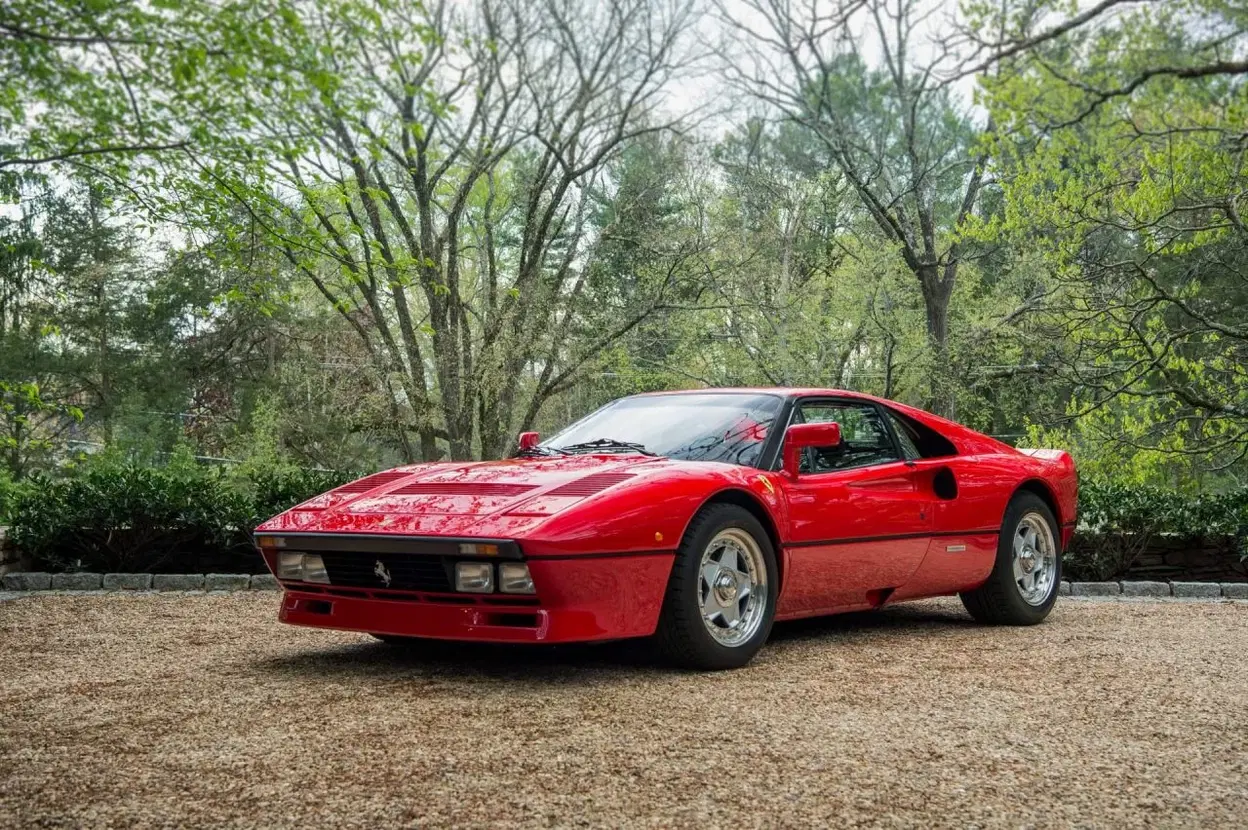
512;445;570;458
557;438;658;456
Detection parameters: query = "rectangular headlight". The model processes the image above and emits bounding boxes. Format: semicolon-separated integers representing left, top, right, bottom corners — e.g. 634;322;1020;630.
302;554;329;584
455;562;494;593
498;562;535;594
277;552;304;580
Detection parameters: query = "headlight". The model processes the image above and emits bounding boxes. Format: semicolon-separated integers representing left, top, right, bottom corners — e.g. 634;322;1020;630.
498;562;535;594
455;562;494;593
276;552;330;584
302;554;329;584
277;552;304;580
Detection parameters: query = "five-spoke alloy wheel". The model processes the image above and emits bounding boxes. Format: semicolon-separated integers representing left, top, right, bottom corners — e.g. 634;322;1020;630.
1013;513;1058;606
699;527;769;647
961;491;1062;625
656;504;778;670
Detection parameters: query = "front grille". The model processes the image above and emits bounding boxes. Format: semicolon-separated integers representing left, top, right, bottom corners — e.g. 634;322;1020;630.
318;552;453;593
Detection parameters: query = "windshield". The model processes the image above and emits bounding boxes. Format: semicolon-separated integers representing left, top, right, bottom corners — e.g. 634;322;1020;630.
545;393;784;468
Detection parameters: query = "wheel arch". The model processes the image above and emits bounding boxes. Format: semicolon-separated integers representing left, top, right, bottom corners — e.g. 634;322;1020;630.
1012;478;1062;532
691;487;785;587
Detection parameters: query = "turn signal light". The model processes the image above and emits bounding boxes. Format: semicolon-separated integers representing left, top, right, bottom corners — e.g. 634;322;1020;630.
458;543;500;556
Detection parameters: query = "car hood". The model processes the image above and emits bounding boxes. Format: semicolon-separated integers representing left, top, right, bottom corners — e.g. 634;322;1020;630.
256;454;673;538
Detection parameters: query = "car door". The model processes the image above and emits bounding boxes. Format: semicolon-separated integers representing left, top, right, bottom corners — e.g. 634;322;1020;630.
777;399;934;615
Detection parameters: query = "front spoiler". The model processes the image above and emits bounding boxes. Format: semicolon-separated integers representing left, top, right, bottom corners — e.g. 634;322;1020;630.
277;552;675;644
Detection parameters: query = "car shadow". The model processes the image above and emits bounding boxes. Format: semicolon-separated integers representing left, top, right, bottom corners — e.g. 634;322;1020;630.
769;601;977;646
252;601;977;683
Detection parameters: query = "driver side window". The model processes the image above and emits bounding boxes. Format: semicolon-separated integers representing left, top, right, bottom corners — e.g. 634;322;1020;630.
797;401;900;473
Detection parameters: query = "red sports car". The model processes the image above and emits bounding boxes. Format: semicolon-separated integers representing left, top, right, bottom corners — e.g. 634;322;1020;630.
255;389;1076;669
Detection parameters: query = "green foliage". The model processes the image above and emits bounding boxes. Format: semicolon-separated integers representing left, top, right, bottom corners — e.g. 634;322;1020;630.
5;454;358;573
1079;479;1248;540
974;0;1248;477
0;380;82;477
1068;478;1248;580
0;468;37;520
4;0;1247;497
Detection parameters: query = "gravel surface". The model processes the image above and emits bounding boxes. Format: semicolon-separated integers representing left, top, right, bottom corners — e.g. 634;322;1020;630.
1;594;1245;829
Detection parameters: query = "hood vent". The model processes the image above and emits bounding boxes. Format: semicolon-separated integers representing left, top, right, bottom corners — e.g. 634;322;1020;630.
547;472;634;498
391;482;536;497
334;471;411;494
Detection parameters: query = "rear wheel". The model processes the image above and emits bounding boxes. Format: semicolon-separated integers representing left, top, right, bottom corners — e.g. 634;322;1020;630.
655;504;778;670
960;492;1061;625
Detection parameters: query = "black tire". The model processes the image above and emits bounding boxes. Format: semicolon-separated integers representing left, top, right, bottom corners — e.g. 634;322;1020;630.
960;492;1062;625
655;504;779;670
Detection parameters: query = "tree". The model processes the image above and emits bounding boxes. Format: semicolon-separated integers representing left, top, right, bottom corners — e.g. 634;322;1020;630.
0;0;248;185
975;0;1248;476
720;0;992;415
177;0;708;460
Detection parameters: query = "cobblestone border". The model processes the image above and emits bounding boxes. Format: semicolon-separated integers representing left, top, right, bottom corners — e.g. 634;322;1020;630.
1054;580;1246;598
1;572;1246;598
1;572;278;592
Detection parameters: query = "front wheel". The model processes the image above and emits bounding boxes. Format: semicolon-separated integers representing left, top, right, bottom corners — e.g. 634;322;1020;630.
960;492;1061;625
655;504;778;670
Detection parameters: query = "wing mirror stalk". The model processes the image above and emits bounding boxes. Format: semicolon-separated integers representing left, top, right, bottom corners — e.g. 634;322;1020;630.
781;422;841;478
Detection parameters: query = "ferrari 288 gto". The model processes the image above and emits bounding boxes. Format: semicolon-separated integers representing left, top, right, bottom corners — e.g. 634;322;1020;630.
255;389;1076;669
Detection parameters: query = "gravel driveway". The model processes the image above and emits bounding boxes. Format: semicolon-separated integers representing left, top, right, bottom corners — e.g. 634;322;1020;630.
1;593;1245;828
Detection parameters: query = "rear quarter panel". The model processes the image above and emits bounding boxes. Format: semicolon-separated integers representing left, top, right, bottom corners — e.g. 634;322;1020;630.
892;449;1077;601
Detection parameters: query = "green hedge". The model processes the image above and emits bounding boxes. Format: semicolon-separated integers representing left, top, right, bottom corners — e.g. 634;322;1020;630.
4;460;357;573
1065;479;1248;581
4;464;1247;578
1076;479;1248;539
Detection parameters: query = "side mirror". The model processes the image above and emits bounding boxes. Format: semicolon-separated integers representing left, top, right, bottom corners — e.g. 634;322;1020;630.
518;431;541;450
782;422;841;478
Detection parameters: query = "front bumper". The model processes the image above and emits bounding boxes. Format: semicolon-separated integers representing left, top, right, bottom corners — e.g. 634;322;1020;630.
276;553;675;643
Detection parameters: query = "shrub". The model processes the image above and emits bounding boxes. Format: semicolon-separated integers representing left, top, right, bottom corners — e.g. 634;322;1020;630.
6;456;359;573
0;470;36;523
1068;479;1248;580
10;461;1248;580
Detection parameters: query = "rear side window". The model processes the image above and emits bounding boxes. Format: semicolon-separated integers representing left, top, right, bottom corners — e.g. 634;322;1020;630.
885;409;957;459
887;412;922;460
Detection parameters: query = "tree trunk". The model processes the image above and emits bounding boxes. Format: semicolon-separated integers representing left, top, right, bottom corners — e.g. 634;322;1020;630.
920;270;956;417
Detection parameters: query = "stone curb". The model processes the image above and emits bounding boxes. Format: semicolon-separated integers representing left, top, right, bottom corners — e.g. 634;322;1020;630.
1;572;279;592
1121;580;1169;598
103;573;152;590
205;573;250;592
1072;581;1120;597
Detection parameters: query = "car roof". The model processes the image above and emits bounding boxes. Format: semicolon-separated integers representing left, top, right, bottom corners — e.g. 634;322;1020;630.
628;387;1014;455
630;387;876;401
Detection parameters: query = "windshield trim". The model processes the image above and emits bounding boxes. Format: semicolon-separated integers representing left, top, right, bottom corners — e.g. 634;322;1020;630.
543;391;791;470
